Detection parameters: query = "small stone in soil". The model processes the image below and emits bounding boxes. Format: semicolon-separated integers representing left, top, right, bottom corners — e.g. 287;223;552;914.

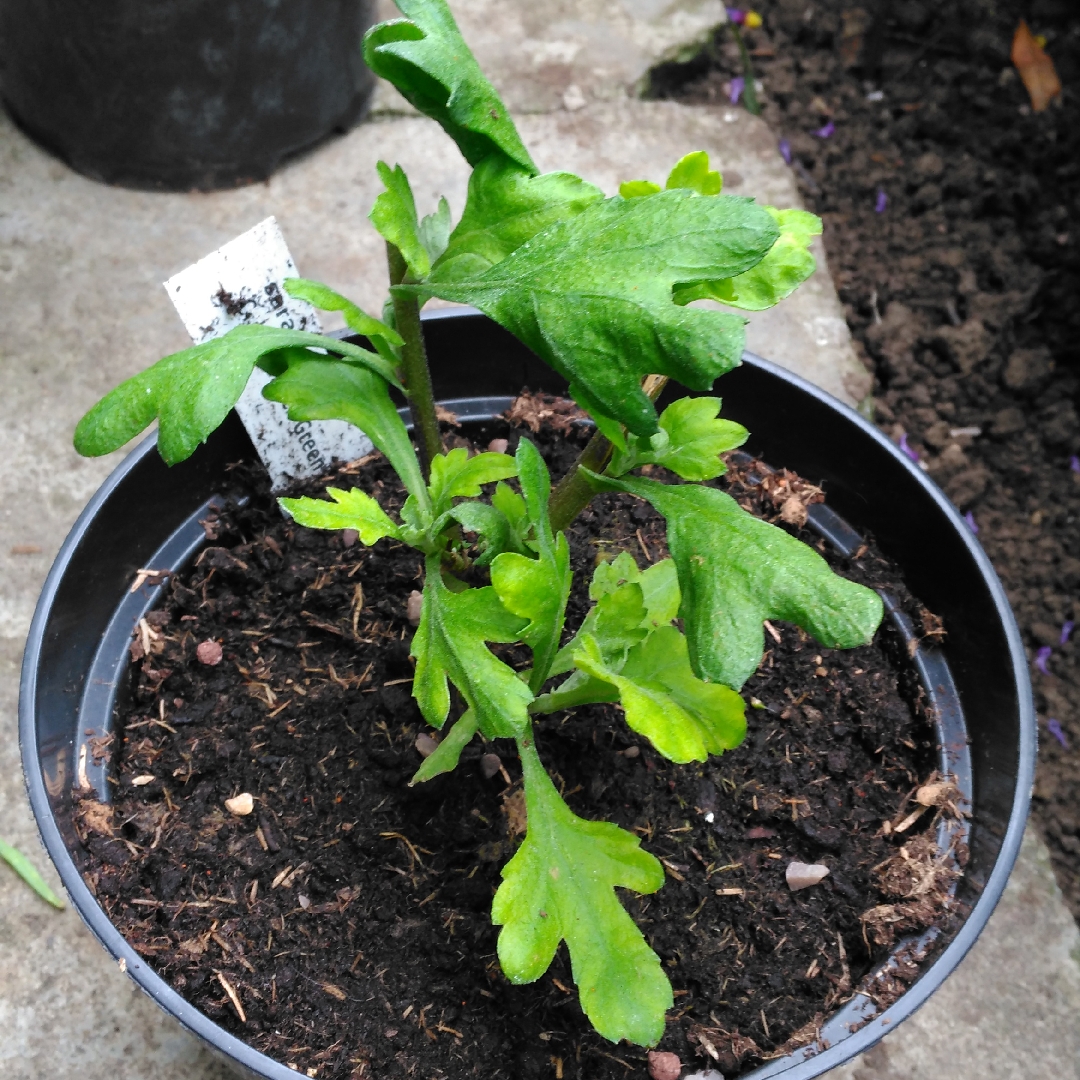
480;753;503;780
648;1050;682;1080
196;639;223;666
406;591;423;626
225;792;254;816
487;438;509;453
786;861;830;890
415;733;439;758
341;528;359;548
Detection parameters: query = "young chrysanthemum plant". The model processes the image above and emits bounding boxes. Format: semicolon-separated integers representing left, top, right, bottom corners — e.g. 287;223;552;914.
74;0;883;1048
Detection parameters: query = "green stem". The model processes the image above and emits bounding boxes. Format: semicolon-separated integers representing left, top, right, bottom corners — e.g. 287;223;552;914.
547;429;614;536
387;242;444;479
731;24;760;116
515;721;552;811
547;375;670;534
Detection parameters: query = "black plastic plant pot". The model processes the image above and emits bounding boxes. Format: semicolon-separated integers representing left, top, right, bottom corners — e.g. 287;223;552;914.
0;0;376;191
21;309;1035;1079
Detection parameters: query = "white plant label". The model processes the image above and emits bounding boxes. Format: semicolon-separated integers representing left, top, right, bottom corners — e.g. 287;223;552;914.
164;216;373;490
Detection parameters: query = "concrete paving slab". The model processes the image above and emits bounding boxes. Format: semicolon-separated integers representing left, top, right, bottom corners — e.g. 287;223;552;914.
0;11;1073;1078
371;0;728;115
828;824;1080;1080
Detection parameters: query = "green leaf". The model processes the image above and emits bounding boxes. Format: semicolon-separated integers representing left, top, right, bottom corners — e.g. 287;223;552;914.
542;553;679;691
547;581;648;684
409;708;480;784
411;554;532;737
279;487;402;545
574;630;746;762
620;149;721;201
262;355;427;506
73;325;398;466
363;0;536;173
451;480;532;566
418;196;453;265
610;396;749;481
673;207;821;311
590;551;681;627
0;837;64;909
370;161;433;279
618;179;662;199
449;500;521;566
566;382;627;452
490;440;572;690
282;278;404;348
427;447;518;515
410;190;779;436
665;150;722;195
588;475;884;689
430;154;603;283
493;738;671;1046
492;481;529;544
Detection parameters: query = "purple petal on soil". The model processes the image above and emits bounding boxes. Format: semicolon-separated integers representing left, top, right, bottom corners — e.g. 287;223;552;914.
726;7;746;23
814;121;835;138
779;138;793;164
1047;718;1069;749
875;188;888;213
1035;645;1053;675
1071;455;1080;474
897;433;919;462
1062;620;1075;645
964;511;979;534
729;76;745;104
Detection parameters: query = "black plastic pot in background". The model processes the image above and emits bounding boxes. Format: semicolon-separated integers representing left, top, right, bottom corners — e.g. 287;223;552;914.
21;310;1035;1079
0;0;376;190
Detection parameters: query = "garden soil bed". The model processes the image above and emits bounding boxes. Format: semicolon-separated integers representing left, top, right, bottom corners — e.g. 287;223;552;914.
656;0;1080;921
72;407;962;1079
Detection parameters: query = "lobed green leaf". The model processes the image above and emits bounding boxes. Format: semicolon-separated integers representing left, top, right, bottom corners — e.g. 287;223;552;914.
411;554;532;737
665;150;722;195
492;738;671;1046
430;154;603;283
410;708;480;784
282;278;404;348
279;488;401;546
589;550;681;626
410;190;779;436
427;447;518;514
673;207;821;311
73;324;397;466
449;499;523;566
489;440;571;691
610;396;749;481
363;0;536;173
573;631;746;762
588;475;884;689
262;354;427;506
370;161;433;279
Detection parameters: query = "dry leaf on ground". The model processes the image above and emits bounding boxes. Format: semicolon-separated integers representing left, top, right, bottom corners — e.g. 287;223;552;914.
1012;20;1062;112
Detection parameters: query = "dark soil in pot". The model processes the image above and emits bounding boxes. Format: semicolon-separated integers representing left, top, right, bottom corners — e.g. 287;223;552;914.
71;404;963;1080
654;0;1080;923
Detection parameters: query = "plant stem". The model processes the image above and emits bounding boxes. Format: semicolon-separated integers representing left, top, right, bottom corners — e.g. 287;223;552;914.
731;24;761;116
547;430;614;535
547;375;670;534
387;242;443;479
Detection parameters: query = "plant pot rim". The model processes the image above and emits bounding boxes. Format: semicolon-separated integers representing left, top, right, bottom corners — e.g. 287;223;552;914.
20;309;1035;1080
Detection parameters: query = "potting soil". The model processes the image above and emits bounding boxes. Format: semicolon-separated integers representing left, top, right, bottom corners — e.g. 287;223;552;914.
73;407;960;1079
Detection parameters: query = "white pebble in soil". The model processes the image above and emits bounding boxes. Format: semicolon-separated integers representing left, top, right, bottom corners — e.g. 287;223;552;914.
786;861;830;891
